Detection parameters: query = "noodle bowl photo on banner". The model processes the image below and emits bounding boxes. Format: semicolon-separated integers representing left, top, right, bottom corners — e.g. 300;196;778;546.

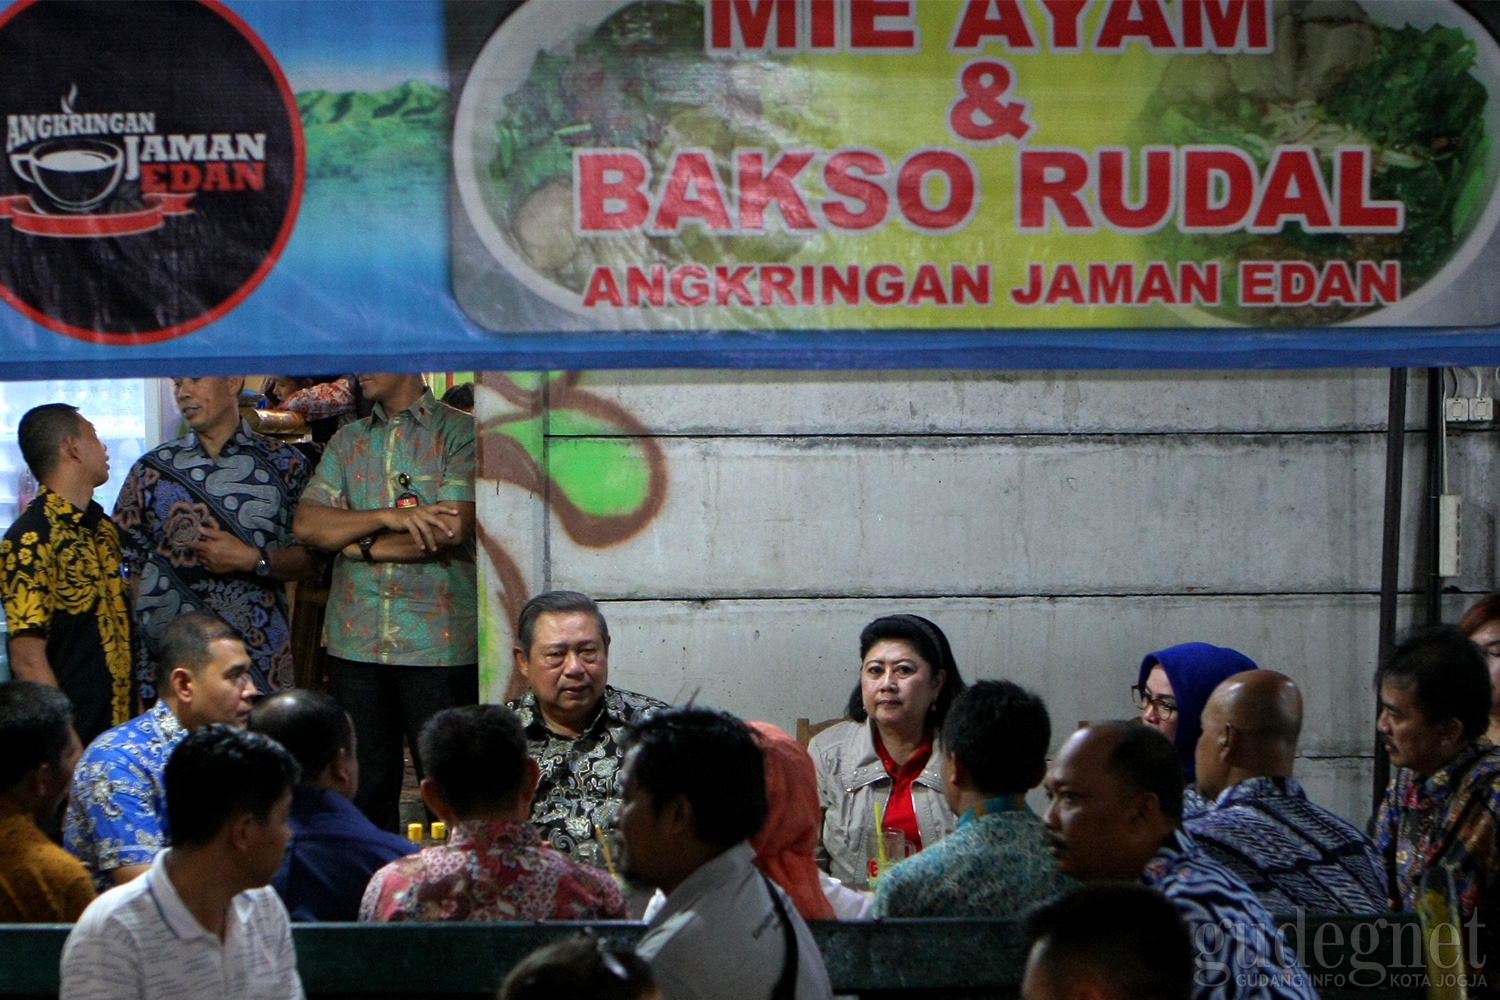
450;0;1500;332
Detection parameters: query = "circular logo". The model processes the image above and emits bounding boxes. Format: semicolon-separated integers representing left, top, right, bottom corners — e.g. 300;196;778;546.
0;0;303;344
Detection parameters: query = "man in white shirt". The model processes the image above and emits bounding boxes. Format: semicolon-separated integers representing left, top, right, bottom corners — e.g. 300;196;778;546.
60;725;303;1000
616;706;833;1000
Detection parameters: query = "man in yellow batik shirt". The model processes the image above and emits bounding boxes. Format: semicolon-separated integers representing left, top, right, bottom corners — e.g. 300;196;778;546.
1;404;132;745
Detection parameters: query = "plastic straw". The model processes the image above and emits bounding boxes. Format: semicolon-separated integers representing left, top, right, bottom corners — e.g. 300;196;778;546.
593;823;618;880
873;802;887;865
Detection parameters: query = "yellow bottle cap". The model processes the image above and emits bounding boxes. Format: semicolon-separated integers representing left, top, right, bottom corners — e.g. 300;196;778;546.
430;821;447;840
406;822;423;843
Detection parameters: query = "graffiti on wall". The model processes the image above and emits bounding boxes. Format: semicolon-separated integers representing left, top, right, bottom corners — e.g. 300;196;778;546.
476;371;668;700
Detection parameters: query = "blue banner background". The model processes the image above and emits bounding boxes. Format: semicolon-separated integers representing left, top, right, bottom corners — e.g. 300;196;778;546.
0;0;1497;375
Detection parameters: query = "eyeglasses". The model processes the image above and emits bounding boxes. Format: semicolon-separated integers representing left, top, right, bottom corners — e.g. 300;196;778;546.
1130;684;1178;719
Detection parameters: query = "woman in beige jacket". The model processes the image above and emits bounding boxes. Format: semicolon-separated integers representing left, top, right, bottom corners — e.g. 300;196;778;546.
808;615;966;892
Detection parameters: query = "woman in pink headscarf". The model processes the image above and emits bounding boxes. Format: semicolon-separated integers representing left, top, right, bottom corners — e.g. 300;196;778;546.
748;722;836;921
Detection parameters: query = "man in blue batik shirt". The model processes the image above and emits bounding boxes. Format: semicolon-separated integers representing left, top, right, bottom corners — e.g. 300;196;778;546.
1188;670;1386;914
1043;721;1319;1000
250;689;414;921
874;679;1074;917
113;375;319;702
64;613;257;890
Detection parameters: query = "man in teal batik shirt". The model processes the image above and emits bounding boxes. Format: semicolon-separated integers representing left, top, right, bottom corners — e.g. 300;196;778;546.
874;679;1074;917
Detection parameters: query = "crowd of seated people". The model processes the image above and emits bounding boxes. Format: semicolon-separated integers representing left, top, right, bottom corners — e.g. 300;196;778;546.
31;595;1500;998
10;396;1500;997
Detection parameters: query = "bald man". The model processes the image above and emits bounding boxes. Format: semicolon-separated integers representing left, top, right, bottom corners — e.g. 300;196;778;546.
1042;723;1315;1000
1186;670;1386;913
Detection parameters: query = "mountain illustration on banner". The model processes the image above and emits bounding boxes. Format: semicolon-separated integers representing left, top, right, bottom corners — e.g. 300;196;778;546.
297;80;448;182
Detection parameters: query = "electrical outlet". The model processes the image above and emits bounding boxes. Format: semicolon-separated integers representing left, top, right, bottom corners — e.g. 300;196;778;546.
1447;397;1471;422
1440;494;1462;577
1473;397;1495;421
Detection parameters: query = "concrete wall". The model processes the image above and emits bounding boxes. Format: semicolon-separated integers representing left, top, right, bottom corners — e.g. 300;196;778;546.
474;369;1499;826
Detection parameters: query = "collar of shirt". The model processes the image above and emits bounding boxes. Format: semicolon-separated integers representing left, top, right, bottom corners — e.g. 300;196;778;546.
518;687;622;741
291;786;349;816
145;849;222;944
957;796;1024;829
146;849;268;948
0;797;38;828
1403;738;1496;811
843;723;945;793
36;484;97;528
185;419;257;458
291;786;378;830
288;788;415;861
38;485;80;524
1215;775;1304;808
871;725;934;783
149;699;186;746
445;818;544;853
650;840;757;929
1141;828;1199;883
370;388;438;429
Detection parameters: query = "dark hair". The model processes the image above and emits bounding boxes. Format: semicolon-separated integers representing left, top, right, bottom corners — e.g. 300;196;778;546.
498;936;656;1000
1377;625;1493;741
0;682;75;793
155;612;244;690
944;680;1051;796
17;404;83;479
628;707;767;849
165;725;299;848
846;614;967;726
440;383;475;413
1100;721;1184;825
418;705;531;817
516;590;610;657
1461;595;1500;639
249;691;352;787
1025;883;1193;1000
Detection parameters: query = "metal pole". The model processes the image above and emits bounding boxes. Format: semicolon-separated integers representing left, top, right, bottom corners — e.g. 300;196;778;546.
1426;368;1445;625
1373;368;1406;811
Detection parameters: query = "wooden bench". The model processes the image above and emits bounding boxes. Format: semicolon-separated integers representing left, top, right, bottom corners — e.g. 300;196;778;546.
0;913;1431;999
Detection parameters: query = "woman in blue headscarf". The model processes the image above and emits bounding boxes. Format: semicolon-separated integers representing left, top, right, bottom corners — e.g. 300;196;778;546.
1132;642;1257;819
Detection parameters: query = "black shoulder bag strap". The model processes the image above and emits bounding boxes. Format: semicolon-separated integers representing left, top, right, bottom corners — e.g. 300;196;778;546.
760;873;800;1000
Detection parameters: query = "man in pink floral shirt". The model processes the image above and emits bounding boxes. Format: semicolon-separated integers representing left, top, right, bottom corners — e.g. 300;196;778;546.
359;704;626;922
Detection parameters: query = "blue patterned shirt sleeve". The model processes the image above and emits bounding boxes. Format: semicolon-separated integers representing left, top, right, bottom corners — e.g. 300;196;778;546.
63;705;180;892
275;446;311;545
1185;777;1387;914
1143;830;1319;1000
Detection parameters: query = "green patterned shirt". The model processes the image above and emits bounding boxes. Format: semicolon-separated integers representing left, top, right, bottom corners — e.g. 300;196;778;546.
303;389;477;665
873;798;1075;918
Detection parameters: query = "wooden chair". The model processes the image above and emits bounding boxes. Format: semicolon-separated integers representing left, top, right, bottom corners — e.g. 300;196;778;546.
796;717;843;748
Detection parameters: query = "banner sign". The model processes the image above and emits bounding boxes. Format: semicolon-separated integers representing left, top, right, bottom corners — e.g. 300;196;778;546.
0;0;301;343
450;0;1500;332
0;0;1499;376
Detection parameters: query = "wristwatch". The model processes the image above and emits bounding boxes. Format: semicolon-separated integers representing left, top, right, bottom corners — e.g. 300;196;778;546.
358;535;376;563
253;548;271;578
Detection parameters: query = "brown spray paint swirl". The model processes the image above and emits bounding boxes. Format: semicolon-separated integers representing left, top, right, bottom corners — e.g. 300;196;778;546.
477;372;668;701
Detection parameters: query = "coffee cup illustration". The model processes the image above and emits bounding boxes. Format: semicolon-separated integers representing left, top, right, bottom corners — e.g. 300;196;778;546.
9;138;123;212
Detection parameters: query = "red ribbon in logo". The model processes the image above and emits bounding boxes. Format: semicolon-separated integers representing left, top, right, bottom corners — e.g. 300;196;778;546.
0;192;194;237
